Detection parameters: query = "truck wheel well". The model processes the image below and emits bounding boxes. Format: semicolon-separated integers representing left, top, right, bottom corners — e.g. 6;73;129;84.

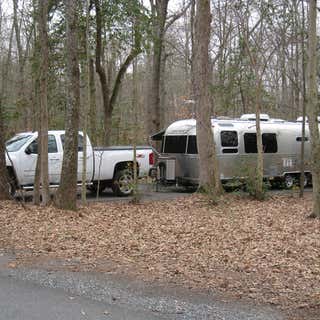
113;161;139;179
6;167;17;185
6;166;18;194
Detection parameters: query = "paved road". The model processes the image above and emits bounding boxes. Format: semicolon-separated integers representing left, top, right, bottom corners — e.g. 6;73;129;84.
19;183;310;204
17;183;194;203
0;275;167;320
0;254;284;320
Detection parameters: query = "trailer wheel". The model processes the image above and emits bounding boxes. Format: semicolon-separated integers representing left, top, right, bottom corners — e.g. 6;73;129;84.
298;173;308;188
284;174;295;189
111;169;133;196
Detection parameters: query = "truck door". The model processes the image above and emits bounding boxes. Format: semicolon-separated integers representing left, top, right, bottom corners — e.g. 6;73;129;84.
22;134;62;185
60;134;94;182
48;134;63;184
21;140;38;185
77;134;94;182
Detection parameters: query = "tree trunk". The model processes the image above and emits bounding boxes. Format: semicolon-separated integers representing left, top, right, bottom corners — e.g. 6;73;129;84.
94;0;110;145
82;0;91;205
89;58;97;145
12;0;32;131
193;0;221;200
0;24;14;200
94;0;141;146
306;0;320;218
147;0;169;136
38;0;50;205
255;79;264;200
55;0;80;211
299;0;307;198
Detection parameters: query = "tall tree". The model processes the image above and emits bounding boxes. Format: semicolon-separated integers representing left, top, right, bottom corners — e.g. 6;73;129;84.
306;0;320;218
299;0;307;197
147;0;169;137
55;0;80;210
12;0;33;131
94;0;143;146
38;0;50;205
193;0;221;199
0;21;14;200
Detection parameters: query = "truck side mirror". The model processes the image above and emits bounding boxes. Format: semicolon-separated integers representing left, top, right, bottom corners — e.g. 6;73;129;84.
25;146;31;155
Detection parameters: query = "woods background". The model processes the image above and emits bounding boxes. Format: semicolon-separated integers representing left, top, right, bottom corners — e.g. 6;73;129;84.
0;0;312;145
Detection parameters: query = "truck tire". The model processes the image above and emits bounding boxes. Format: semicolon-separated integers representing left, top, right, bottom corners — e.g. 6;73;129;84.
111;169;133;196
88;182;107;195
7;168;17;197
8;180;16;197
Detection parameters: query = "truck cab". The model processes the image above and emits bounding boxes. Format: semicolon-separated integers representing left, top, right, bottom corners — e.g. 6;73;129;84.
6;131;93;189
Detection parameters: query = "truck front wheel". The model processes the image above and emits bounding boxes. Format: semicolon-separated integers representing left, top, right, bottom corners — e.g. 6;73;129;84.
7;168;17;197
111;169;133;196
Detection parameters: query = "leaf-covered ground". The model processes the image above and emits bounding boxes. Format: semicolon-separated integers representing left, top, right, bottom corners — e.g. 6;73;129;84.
0;194;319;319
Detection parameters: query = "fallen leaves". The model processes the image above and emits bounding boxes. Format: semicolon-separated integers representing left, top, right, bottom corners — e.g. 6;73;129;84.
0;194;319;317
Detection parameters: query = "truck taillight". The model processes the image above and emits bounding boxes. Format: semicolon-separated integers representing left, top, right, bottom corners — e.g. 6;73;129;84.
149;152;154;165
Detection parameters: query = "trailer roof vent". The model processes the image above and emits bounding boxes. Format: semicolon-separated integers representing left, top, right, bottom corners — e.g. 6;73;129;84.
216;116;232;120
240;114;270;121
296;116;320;122
218;123;234;127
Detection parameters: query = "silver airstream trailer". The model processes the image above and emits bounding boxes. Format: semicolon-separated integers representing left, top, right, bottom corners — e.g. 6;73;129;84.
151;115;312;188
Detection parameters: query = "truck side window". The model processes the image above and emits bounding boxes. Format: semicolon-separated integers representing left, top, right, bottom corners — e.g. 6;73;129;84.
27;135;58;154
60;134;84;152
163;136;187;153
244;133;278;153
187;136;198;154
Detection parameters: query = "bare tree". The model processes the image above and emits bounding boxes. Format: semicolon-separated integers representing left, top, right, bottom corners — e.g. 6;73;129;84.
0;20;14;200
94;0;142;146
147;0;169;137
38;0;50;205
55;0;80;211
193;0;221;200
306;0;320;218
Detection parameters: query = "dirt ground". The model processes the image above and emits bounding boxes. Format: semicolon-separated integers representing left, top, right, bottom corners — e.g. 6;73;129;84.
0;193;319;319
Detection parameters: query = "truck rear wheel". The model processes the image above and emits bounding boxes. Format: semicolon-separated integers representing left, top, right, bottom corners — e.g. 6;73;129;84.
111;169;133;196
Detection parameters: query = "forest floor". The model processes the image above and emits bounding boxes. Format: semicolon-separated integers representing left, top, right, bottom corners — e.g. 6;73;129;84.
0;193;319;319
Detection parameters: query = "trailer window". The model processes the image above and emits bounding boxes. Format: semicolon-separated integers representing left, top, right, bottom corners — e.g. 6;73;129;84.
164;136;187;153
244;133;278;153
221;131;238;147
187;136;198;154
222;148;238;153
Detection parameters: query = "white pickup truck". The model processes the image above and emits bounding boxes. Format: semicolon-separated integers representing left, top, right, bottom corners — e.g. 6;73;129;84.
5;131;154;196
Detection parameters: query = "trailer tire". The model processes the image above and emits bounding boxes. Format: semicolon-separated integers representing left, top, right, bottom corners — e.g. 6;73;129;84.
111;169;133;197
284;174;295;189
299;173;308;188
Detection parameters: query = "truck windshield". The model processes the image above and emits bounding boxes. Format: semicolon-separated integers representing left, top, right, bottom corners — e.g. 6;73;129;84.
6;134;31;152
